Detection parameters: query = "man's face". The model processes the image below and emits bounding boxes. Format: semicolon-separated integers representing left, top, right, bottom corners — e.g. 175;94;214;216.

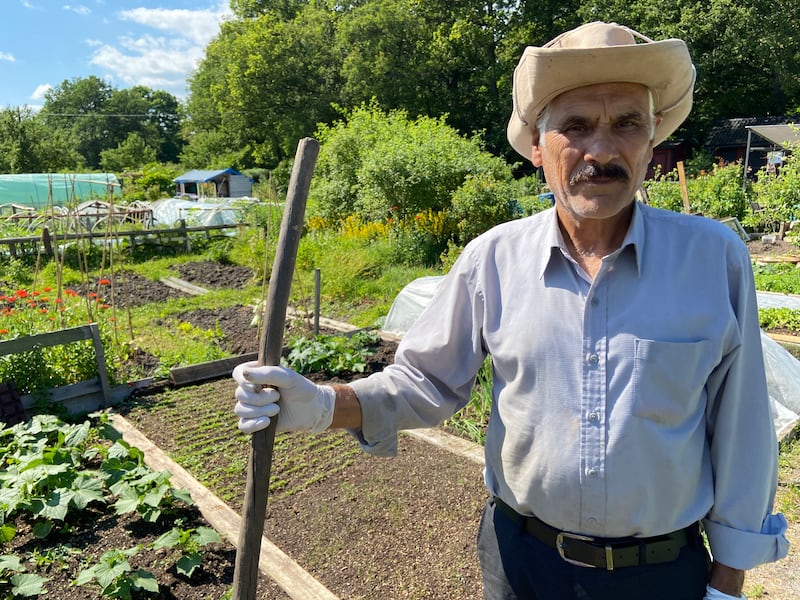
531;82;660;223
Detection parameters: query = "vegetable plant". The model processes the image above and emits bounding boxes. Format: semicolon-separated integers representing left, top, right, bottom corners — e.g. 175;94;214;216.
285;330;380;375
74;546;158;599
151;525;221;577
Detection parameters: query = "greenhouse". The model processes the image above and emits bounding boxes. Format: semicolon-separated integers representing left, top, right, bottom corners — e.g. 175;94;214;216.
0;173;121;210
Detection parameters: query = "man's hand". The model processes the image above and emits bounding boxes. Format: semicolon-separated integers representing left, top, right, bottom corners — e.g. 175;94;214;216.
233;362;335;434
704;562;746;599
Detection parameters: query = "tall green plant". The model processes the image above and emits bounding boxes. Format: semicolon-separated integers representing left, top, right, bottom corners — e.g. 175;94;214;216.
745;145;800;233
645;162;747;219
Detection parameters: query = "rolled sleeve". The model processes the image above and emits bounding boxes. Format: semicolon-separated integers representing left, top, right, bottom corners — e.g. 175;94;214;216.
703;514;789;569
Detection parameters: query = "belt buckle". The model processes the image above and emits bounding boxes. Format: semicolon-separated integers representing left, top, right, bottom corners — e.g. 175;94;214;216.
555;532;614;571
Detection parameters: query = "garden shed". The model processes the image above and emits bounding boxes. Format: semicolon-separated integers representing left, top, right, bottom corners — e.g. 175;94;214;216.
173;168;252;199
704;116;796;175
0;173;121;210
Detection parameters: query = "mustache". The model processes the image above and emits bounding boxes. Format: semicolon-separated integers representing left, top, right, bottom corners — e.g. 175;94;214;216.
569;163;630;186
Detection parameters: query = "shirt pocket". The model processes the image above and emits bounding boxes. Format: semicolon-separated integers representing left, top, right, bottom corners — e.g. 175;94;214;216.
632;339;715;426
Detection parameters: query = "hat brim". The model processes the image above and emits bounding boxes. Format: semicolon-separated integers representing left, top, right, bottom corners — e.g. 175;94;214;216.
507;39;695;161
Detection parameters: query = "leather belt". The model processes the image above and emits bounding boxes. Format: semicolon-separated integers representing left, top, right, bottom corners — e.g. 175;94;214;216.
493;497;693;571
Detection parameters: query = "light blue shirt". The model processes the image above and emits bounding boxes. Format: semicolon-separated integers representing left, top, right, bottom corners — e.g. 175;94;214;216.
350;203;789;570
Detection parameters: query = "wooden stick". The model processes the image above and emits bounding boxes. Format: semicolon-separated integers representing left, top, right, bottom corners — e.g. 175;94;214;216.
677;160;691;213
232;137;320;600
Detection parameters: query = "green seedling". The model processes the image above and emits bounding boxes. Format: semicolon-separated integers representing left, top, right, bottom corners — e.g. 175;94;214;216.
74;547;158;599
151;525;222;577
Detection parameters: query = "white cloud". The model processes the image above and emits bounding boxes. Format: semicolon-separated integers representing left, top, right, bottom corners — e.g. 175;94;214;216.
118;3;230;46
63;4;91;15
90;3;232;97
21;1;42;10
31;84;52;100
0;52;15;62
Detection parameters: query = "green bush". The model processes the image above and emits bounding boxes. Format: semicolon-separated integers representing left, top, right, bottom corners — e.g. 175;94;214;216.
309;101;515;227
645;163;746;219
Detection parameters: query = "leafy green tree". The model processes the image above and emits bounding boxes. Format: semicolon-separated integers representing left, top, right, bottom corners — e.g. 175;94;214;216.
100;132;158;172
40;77;183;169
39;76;114;169
0;107;81;172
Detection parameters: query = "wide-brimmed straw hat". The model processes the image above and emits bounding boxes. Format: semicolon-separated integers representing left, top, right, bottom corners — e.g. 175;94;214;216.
507;22;696;160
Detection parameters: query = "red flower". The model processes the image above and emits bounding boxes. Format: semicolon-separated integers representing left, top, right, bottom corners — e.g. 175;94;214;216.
32;291;40;296
0;329;8;334
43;287;52;292
88;292;97;298
98;279;111;286
54;298;62;304
39;308;48;314
16;290;28;298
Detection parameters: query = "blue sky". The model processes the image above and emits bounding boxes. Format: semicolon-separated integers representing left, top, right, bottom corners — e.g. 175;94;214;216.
0;1;232;110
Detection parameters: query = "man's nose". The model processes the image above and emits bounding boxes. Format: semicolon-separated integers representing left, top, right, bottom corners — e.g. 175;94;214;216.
583;129;619;164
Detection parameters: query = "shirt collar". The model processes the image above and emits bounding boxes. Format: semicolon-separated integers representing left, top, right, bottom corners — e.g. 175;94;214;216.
537;202;644;280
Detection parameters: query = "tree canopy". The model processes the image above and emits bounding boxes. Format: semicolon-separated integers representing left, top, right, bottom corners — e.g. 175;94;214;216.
2;1;799;176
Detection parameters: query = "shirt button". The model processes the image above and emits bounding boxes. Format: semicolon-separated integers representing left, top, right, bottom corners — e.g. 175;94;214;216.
590;298;599;307
588;412;599;422
587;517;599;526
587;468;598;477
588;353;599;364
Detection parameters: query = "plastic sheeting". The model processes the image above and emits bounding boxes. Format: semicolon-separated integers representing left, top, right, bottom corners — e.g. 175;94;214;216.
149;197;255;227
383;276;800;437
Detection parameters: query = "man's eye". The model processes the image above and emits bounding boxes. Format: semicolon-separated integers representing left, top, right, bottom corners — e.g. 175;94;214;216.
563;124;587;134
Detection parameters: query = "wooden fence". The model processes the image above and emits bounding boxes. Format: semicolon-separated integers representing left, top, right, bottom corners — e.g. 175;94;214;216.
0;323;111;416
0;221;240;258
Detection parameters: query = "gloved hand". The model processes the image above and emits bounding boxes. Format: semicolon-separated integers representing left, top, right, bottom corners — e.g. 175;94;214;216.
233;362;335;434
703;585;746;599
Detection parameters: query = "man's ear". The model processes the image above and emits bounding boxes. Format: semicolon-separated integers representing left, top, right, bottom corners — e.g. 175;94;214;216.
530;135;544;167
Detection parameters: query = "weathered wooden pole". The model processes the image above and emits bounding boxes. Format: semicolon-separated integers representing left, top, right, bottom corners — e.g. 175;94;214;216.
232;137;320;599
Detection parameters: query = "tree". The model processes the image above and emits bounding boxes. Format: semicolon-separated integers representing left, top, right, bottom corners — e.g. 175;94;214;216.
0;107;81;173
100;132;158;172
39;76;114;169
187;5;341;168
39;76;183;169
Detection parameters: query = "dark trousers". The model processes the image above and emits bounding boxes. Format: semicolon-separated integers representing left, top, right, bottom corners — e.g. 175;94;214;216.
477;498;711;600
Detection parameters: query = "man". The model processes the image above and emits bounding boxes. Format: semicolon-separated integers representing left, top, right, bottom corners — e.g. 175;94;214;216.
233;22;789;599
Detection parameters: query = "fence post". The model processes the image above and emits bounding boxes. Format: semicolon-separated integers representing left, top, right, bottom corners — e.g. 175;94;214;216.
41;227;53;257
179;219;191;253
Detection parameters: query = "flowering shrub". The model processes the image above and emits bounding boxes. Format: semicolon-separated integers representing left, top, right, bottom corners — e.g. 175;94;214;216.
0;282;122;395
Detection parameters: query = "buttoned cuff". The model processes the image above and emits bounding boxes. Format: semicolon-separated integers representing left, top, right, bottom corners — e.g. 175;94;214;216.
703;513;790;570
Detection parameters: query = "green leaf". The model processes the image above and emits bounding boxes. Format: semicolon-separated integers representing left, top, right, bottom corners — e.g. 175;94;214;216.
132;569;159;592
0;554;23;572
194;526;221;546
32;519;53;539
0;522;16;543
71;474;107;510
176;553;202;577
151;527;181;549
10;572;49;597
113;488;141;515
64;421;91;448
171;487;195;506
34;489;73;521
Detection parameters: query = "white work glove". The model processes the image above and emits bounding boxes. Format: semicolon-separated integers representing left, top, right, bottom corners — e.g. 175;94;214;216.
704;585;746;599
232;362;335;434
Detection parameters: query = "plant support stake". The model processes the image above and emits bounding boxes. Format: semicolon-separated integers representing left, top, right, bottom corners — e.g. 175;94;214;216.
232;137;320;600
